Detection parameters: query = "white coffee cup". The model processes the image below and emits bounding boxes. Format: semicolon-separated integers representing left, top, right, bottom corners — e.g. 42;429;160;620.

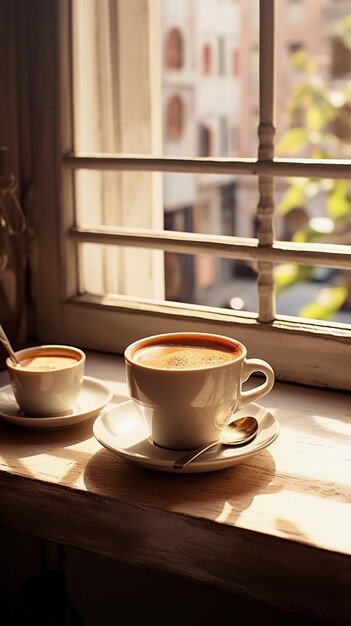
6;344;86;416
125;332;275;450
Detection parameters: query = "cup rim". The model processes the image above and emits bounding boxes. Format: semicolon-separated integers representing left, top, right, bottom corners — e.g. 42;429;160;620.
124;331;246;371
6;344;86;372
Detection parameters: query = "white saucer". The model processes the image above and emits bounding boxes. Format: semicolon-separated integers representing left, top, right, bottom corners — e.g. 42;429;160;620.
0;376;113;430
93;400;279;474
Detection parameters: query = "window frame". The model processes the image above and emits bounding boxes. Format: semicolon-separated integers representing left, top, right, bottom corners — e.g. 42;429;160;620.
18;0;351;392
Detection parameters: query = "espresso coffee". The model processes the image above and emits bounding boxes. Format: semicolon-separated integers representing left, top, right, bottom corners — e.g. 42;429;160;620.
125;332;274;449
19;354;80;371
134;336;242;370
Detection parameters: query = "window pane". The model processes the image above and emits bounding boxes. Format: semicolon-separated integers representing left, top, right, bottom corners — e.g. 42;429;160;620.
166;253;258;312
78;242;164;300
274;177;351;245
274;170;351;321
161;0;259;158
275;264;351;324
78;243;258;313
164;173;258;238
275;0;351;159
72;0;161;155
75;170;258;239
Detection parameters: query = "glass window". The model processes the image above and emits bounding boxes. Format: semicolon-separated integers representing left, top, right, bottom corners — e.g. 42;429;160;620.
199;125;212;157
166;96;184;141
165;27;184;70
203;44;212;74
18;0;351;392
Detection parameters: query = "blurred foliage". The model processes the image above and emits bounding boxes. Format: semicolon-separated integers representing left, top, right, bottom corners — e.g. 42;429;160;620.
275;15;351;321
299;285;349;320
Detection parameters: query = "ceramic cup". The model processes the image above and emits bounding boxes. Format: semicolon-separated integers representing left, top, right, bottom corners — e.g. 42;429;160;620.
124;332;275;450
6;344;86;416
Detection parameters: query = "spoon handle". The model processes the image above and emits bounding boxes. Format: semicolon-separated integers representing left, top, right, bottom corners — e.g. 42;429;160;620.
173;439;218;470
0;324;19;365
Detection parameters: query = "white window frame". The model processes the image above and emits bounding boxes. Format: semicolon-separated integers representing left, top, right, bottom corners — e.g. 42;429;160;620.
20;0;351;391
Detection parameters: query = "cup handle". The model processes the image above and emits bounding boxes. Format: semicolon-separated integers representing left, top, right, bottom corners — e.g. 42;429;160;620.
239;358;275;408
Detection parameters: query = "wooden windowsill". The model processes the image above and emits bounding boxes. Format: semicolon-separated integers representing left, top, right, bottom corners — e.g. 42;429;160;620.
0;351;349;623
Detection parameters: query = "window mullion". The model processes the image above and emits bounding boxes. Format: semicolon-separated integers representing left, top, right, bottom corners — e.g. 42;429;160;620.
257;0;276;323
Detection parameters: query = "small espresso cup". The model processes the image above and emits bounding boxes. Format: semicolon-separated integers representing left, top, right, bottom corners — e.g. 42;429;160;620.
124;332;275;450
6;344;86;416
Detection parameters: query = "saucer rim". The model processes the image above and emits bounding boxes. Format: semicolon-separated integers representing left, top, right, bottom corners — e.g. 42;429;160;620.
93;400;279;474
0;376;113;429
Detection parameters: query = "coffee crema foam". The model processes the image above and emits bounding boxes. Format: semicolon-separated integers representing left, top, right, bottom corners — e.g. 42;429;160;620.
134;339;242;370
19;355;79;371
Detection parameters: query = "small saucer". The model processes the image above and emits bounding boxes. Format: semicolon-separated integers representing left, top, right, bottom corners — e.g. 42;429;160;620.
93;400;279;474
0;376;113;430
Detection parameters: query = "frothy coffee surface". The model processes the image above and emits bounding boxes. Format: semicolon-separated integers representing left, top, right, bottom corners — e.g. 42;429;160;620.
19;354;79;371
134;338;241;370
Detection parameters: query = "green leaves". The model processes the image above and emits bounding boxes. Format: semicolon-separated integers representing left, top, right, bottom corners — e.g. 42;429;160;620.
274;264;311;295
327;181;351;221
279;181;306;214
299;286;349;320
340;15;351;48
290;49;314;73
276;128;309;155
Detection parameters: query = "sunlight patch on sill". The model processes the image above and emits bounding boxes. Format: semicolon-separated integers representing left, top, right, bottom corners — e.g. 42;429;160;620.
215;501;233;523
232;490;350;550
312;414;351;437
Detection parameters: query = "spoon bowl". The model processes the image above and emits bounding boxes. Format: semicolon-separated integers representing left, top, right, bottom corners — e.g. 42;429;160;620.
173;416;258;470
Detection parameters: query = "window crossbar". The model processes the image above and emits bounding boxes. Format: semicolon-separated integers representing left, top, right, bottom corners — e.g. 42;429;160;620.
64;153;351;180
70;226;351;270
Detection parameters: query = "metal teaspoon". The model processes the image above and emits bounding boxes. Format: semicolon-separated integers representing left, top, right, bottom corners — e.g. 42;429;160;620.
0;324;20;366
173;416;258;470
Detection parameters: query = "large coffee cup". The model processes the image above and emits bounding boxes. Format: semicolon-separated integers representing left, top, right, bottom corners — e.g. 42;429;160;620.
125;332;275;450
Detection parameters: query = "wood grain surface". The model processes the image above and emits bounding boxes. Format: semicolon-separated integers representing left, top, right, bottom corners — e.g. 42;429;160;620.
0;351;350;624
